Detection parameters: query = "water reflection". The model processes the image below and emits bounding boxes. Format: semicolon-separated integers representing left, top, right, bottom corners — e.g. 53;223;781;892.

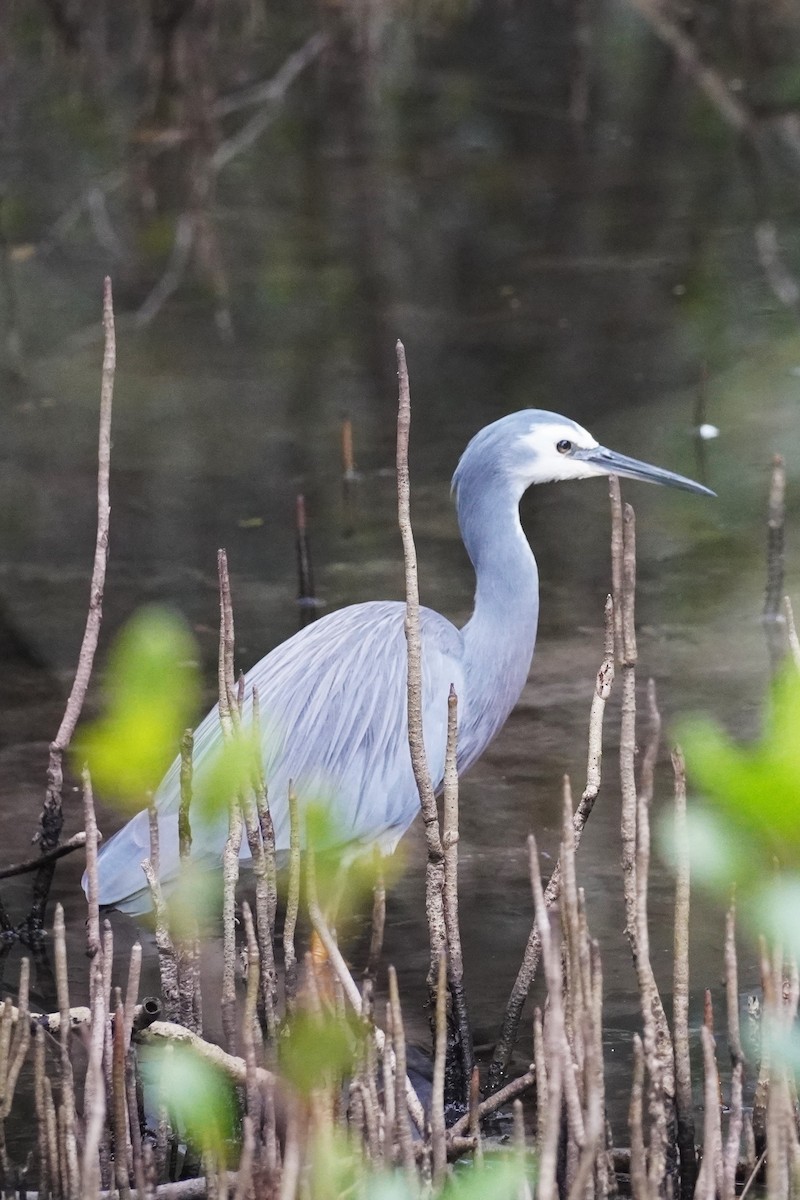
1;0;800;1143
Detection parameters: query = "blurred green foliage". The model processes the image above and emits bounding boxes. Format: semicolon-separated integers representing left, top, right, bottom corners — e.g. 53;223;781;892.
671;662;800;952
194;730;261;822
280;1010;358;1096
76;607;199;808
300;1132;530;1200
150;1043;238;1159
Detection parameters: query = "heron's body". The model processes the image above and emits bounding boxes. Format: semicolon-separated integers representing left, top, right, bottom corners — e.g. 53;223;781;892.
92;410;710;913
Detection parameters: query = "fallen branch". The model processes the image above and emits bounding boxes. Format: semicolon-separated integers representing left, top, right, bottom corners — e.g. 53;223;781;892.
134;1021;277;1091
0;832;95;881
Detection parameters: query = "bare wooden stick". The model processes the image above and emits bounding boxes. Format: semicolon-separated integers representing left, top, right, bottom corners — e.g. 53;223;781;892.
628;1035;647;1200
724;1062;744;1200
447;1066;537;1141
305;845;426;1133
396;339;446;1001
387;966;416;1188
468;1066;483;1167
623;0;754;135
251;686;278;939
283;786;301;1013
33;278;115;926
239;778;277;1040
217;550;239;736
619;501;638;952
698;1025;723;1200
81;964;107;1200
123;942;142;1047
177;729;201;1036
442;684;473;1095
609;478;624;658
364;853;386;981
112;994;132;1200
141;860;180;1023
431;951;447;1188
0;831;94;882
528;836;565;1200
54;904;79;1198
179;729;194;860
83;766;101;965
764;454;788;674
672;745;697;1199
488;595;615;1090
217;548;242;1055
136;1022;276;1090
240;902;261;1123
0;958;30;1121
726;899;744;1069
784;596;800;668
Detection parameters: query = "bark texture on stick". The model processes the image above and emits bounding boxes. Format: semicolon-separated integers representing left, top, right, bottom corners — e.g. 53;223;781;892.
33;277;115;929
672;746;697;1200
763;454;788;674
395;340;446;1001
217;549;242;1055
442;684;473;1100
488;594;614;1091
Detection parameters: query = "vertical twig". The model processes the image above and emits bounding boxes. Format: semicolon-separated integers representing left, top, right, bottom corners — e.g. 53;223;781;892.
629;1035;647;1200
431;951;448;1188
763;455;787;674
442;684;473;1097
218;549;242;1055
283;787;301;1013
783;597;800;668
387;966;416;1189
672;745;697;1198
468;1066;483;1167
177;728;201;1035
141;861;180;1022
618;499;638;953
83;766;101;966
364;854;386;981
112;994;132;1200
54;905;79;1198
33;277;115;928
488;594;614;1090
395;340;446;1003
726;899;744;1068
528;836;565;1200
81;964;107;1200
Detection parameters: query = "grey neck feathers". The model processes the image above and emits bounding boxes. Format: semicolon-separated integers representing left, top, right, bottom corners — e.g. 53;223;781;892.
454;462;540;748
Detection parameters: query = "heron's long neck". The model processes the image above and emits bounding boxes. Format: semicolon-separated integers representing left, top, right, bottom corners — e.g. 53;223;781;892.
456;472;540;747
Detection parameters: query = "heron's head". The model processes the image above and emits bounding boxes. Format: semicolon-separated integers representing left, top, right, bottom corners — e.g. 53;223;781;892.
453;410;714;499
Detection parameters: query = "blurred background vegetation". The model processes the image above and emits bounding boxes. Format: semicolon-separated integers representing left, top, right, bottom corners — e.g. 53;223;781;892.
3;0;800;1153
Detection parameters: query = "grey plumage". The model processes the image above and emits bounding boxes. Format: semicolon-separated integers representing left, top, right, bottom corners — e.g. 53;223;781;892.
91;410;712;913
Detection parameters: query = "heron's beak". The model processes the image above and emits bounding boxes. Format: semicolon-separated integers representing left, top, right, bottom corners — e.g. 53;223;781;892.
576;446;716;497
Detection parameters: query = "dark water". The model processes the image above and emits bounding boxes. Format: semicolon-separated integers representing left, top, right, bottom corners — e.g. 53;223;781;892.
2;0;800;1147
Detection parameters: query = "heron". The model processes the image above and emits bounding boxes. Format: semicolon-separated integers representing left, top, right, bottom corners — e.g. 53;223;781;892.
90;410;713;914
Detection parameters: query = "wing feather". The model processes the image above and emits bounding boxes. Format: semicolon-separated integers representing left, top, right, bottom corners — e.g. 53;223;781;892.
95;601;466;910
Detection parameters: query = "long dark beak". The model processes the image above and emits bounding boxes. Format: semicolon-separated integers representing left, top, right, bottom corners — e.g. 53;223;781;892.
577;446;716;497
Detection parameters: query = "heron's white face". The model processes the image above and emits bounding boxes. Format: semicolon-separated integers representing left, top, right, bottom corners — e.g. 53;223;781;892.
516;419;604;486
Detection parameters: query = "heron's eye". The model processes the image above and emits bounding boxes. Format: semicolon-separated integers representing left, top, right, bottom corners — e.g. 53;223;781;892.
556;439;572;454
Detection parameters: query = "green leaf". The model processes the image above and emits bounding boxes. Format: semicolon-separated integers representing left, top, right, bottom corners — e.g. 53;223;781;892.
676;664;800;860
194;729;260;822
280;1011;358;1097
443;1154;533;1199
150;1042;238;1155
76;608;199;808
